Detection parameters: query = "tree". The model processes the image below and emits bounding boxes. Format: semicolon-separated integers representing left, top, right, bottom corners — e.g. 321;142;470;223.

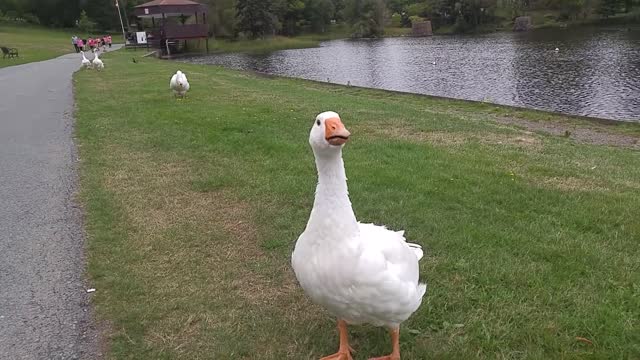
272;0;305;35
331;0;345;20
200;0;236;38
559;0;585;19
344;0;387;37
236;0;276;38
385;0;409;13
77;9;96;32
0;0;71;26
597;0;623;16
304;0;335;32
84;0;119;30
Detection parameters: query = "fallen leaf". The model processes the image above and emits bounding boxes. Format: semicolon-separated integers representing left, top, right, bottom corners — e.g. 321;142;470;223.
576;337;593;345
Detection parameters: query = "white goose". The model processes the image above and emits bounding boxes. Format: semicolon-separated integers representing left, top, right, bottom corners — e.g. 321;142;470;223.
92;50;104;71
292;111;427;360
81;51;92;69
170;70;190;98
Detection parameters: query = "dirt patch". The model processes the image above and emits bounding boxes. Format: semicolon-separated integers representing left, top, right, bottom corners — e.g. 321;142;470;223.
496;117;640;149
102;150;301;303
532;176;609;192
356;123;542;148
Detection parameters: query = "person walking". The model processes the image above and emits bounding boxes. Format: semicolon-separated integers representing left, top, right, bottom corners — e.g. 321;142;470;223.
72;36;79;53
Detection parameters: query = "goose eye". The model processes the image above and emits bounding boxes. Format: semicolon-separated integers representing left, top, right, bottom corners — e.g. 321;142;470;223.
316;120;321;126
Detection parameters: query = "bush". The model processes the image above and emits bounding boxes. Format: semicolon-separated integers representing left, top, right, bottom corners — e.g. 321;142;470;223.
391;12;402;27
409;15;425;24
406;2;431;17
22;13;40;24
454;14;473;32
5;10;18;21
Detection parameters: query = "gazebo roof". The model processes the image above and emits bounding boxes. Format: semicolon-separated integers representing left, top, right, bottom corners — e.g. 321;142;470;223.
133;0;207;17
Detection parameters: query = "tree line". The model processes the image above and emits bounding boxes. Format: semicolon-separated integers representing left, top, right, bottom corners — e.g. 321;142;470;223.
0;0;637;38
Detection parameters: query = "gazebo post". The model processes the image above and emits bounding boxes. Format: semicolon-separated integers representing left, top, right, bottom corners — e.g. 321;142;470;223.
203;11;208;53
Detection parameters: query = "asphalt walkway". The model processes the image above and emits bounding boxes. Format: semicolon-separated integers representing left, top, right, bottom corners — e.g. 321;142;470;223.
0;47;120;359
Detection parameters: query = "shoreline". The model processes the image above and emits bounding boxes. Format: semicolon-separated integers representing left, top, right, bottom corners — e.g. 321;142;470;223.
169;63;639;124
191;13;640;55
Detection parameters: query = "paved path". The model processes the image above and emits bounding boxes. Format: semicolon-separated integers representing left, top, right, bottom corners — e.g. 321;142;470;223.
0;47;119;359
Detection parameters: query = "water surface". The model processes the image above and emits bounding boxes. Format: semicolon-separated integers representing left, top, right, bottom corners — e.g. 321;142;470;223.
183;27;640;121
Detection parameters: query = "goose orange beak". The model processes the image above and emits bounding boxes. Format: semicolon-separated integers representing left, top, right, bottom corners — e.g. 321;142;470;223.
325;117;350;146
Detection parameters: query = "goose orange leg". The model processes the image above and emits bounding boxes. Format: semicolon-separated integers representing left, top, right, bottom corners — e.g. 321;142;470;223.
320;319;353;360
368;327;401;360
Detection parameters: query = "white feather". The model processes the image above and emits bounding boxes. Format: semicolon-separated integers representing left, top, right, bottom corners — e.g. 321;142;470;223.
292;111;426;329
81;51;92;69
170;70;190;97
92;50;104;71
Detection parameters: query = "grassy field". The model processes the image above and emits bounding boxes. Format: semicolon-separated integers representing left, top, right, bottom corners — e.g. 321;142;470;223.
75;50;640;359
0;24;76;67
0;24;121;68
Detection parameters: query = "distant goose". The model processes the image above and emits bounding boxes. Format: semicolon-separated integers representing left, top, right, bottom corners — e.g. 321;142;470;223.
170;70;190;98
81;51;92;69
92;50;104;71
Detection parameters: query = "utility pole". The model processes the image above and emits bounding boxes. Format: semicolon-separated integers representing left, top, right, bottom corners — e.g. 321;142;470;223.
115;0;127;42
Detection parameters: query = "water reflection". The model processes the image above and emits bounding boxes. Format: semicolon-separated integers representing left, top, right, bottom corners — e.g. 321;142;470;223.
182;27;640;121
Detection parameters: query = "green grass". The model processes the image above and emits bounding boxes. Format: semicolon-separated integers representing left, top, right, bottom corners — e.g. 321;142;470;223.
383;26;413;37
0;24;77;67
0;23;122;68
526;9;640;30
75;50;640;359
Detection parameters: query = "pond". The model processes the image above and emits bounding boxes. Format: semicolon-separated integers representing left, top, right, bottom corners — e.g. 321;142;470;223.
182;26;640;122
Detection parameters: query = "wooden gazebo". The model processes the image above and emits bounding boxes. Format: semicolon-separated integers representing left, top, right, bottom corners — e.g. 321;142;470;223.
132;0;209;54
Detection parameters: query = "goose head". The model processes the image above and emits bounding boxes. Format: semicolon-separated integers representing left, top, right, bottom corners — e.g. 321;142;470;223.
309;111;351;154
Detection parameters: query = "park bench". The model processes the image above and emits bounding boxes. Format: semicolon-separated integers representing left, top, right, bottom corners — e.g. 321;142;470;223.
1;46;19;59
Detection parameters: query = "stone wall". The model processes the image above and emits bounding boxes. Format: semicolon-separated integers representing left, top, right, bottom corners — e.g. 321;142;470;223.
513;16;532;31
412;21;433;36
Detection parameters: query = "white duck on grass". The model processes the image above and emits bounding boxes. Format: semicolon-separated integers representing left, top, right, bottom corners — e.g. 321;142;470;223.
292;111;427;360
80;51;92;69
92;50;104;71
170;70;190;98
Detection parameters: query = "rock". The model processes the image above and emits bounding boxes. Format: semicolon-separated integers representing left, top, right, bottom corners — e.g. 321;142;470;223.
513;16;532;32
